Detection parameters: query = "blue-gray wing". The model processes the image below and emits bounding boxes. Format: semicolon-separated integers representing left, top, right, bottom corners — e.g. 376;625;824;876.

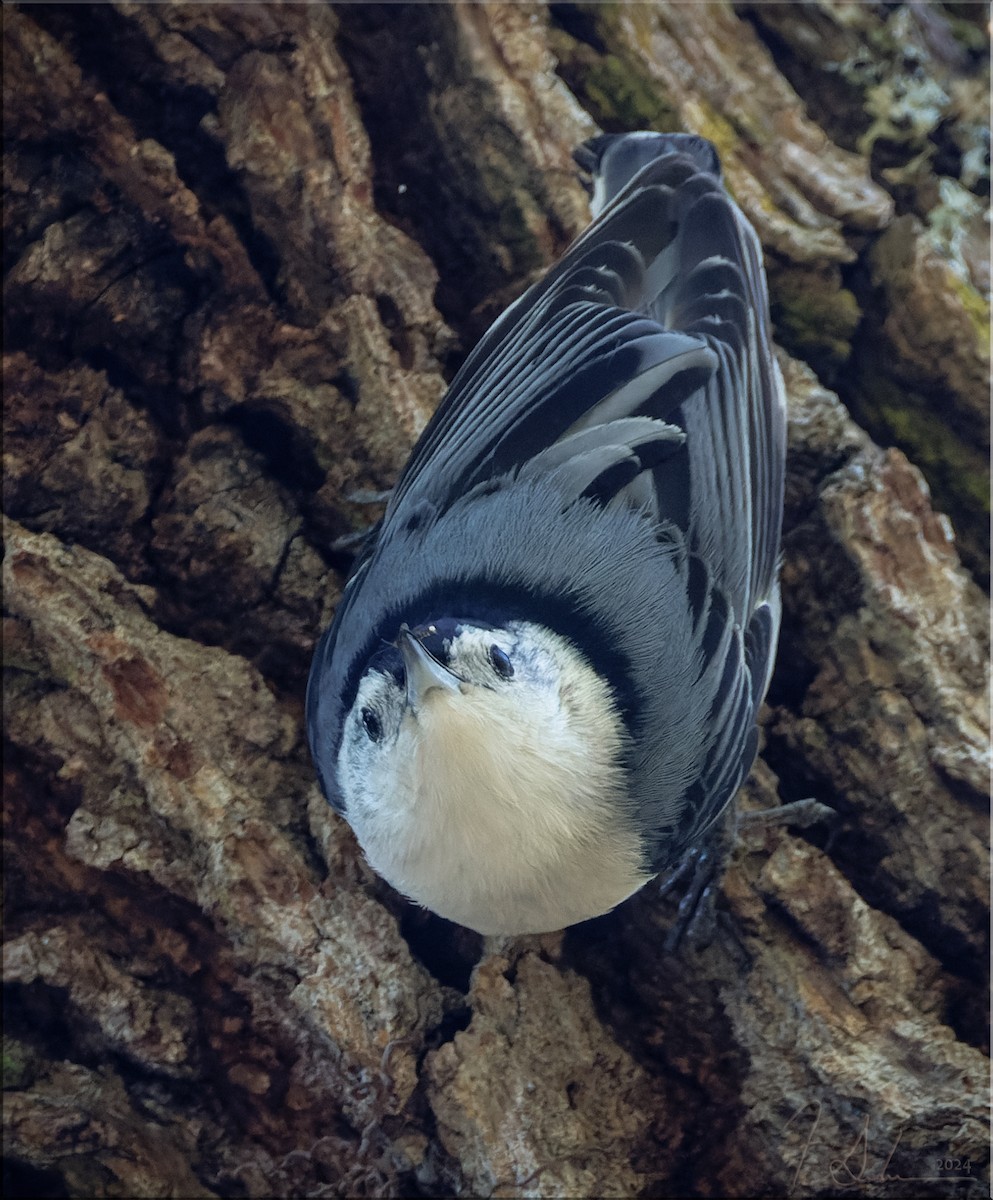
382;148;721;526
570;134;786;854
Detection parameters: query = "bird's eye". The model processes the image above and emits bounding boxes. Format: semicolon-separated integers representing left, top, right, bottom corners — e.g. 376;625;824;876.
488;644;514;679
361;707;383;742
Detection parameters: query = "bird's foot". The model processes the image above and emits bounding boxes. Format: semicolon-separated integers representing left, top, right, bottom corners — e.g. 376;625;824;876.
657;797;835;953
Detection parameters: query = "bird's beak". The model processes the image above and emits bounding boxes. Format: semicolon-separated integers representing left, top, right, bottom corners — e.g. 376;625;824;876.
397;626;461;708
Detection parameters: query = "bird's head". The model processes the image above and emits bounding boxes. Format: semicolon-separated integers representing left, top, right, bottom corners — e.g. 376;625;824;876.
335;619;649;934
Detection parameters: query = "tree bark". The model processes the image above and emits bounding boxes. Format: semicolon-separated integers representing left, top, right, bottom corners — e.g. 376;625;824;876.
3;3;988;1197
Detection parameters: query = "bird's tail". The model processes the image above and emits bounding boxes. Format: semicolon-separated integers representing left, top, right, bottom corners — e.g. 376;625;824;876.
574;132;722;218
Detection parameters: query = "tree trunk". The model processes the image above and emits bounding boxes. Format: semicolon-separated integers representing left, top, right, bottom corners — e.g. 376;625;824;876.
3;3;988;1197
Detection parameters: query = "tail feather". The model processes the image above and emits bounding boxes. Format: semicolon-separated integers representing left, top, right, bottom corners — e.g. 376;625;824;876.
575;131;722;217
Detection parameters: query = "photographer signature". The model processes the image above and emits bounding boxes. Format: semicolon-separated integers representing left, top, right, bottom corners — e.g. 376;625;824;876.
783;1100;976;1192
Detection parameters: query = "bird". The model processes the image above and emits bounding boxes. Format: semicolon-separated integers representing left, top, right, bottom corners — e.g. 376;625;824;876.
306;131;786;937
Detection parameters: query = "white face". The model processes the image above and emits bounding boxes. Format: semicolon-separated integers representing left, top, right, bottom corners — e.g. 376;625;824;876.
336;621;650;936
342;622;517;778
339;622;556;830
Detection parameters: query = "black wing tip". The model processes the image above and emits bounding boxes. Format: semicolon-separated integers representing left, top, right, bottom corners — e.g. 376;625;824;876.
573;131;722;182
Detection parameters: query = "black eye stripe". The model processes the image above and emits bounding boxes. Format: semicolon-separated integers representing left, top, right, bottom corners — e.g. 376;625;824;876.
489;644;514;679
361;707;383;742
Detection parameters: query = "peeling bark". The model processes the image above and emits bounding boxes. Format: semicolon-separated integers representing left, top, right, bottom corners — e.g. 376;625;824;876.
3;3;989;1197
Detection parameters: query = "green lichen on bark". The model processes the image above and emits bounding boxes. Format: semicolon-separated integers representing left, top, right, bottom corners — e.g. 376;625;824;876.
769;266;862;381
2;1036;39;1090
848;363;989;581
946;268;992;357
548;3;680;133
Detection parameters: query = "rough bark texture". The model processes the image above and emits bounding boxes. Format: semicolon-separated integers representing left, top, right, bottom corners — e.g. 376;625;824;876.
3;3;989;1197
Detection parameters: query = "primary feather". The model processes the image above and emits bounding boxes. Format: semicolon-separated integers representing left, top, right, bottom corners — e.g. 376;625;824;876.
307;132;786;933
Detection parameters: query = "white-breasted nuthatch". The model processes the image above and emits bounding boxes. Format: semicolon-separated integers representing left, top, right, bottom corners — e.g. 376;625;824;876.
307;132;785;936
